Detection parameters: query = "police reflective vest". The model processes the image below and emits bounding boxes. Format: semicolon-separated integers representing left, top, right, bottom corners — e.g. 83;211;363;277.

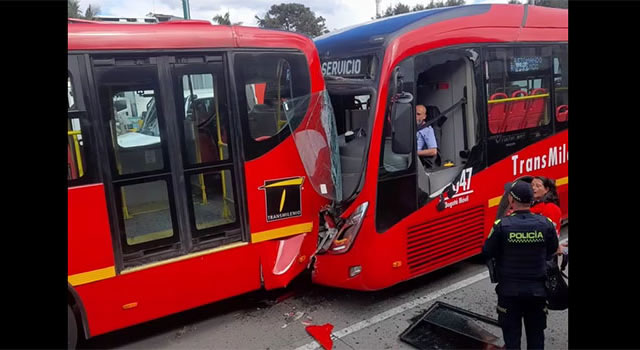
482;209;559;296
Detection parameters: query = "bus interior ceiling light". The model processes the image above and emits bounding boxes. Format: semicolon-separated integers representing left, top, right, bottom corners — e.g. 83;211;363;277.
329;202;369;254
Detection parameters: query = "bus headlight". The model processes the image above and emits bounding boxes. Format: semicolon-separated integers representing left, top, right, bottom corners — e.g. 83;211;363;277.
328;202;368;254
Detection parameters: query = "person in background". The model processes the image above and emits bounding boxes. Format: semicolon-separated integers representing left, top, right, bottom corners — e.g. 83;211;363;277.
530;176;562;237
483;181;559;350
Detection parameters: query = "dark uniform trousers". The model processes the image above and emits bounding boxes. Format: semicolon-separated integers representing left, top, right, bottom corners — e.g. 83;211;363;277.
497;294;547;350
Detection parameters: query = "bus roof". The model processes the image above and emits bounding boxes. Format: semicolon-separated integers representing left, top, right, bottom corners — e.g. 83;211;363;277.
315;4;567;60
68;19;315;53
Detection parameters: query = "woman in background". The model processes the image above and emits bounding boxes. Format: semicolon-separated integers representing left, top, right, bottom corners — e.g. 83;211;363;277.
530;176;562;236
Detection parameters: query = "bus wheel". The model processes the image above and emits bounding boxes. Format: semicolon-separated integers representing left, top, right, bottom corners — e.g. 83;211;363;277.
68;305;77;349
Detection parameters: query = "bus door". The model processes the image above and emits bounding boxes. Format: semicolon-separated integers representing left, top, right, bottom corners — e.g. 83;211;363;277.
92;54;245;270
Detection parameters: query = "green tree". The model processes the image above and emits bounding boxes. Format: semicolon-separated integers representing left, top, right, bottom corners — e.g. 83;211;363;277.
68;0;81;18
425;1;448;10
84;4;100;19
213;12;231;25
213;11;243;25
256;3;328;37
444;0;465;6
379;0;464;18
529;0;568;8
380;3;411;18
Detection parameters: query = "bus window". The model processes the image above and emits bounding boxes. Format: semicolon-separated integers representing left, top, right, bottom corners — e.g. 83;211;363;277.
181;73;229;164
485;47;552;135
234;52;311;160
109;88;163;175
67;74;85;181
118;180;176;247
187;170;236;231
553;46;568;130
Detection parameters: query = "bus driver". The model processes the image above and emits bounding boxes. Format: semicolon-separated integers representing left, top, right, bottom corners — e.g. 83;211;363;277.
416;104;438;167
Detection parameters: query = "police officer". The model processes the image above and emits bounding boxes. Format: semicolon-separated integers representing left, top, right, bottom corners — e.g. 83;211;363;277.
483;180;559;350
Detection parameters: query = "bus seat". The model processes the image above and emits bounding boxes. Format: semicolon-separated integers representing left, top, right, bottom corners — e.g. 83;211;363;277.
248;103;279;139
504;90;527;132
523;88;547;129
488;93;508;134
556;104;568;122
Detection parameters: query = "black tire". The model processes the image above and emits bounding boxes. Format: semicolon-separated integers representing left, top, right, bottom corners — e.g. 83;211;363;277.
68;305;78;350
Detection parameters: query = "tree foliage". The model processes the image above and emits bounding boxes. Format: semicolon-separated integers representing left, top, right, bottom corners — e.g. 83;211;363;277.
213;12;243;26
507;0;568;7
68;0;101;19
213;12;231;25
68;0;81;18
84;4;100;19
382;3;411;18
378;0;465;19
256;3;328;38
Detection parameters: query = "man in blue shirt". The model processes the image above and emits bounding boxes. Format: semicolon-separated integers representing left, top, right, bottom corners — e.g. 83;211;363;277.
416;104;438;158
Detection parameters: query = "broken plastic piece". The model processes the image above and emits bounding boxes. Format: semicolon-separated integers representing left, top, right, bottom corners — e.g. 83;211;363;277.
305;323;334;350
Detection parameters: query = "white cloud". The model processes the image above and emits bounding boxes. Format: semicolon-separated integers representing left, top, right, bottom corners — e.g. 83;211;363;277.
78;0;511;32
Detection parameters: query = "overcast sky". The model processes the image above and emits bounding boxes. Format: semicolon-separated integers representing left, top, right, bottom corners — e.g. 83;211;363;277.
80;0;510;32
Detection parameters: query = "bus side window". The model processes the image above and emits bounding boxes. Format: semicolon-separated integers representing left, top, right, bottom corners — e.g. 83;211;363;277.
234;52;311;160
553;45;568;130
485;47;552;135
68;74;85;181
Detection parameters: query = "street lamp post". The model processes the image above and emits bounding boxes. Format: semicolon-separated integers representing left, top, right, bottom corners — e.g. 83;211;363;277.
182;0;191;19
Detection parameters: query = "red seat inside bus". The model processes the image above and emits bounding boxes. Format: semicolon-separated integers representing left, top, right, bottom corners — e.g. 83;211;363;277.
488;92;508;134
556;104;568;122
522;88;547;129
504;90;527;132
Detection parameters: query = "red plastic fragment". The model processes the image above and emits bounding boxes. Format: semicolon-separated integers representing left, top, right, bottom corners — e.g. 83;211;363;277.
305;323;334;350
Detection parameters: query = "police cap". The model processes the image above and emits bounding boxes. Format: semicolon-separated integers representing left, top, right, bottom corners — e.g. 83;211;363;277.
506;180;533;203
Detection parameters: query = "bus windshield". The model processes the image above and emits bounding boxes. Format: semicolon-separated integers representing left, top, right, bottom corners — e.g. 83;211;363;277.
283;90;343;202
283;77;377;204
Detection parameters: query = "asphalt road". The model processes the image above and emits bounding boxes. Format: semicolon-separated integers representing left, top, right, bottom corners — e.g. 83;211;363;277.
81;226;568;350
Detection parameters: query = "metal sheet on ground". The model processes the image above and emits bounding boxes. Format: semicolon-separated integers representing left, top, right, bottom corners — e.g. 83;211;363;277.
400;301;504;350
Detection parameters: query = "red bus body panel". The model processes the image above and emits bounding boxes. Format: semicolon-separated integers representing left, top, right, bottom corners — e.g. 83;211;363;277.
68;21;328;337
313;5;567;290
68;184;115;276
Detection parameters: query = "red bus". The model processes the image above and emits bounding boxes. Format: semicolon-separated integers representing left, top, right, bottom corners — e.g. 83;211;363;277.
308;4;568;290
67;19;335;347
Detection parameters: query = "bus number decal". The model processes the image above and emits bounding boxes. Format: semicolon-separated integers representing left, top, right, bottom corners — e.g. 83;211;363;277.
445;168;473;209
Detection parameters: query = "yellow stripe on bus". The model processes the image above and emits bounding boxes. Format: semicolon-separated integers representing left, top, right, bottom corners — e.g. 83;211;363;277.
556;176;568;186
262;178;304;188
251;222;313;243
487;176;568;208
121;242;249;274
68;266;116;286
488;196;503;208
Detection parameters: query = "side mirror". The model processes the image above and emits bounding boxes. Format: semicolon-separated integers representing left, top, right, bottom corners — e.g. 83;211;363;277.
391;92;414;154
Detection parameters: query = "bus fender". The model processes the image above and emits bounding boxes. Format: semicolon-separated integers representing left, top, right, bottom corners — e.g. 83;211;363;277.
67;283;91;339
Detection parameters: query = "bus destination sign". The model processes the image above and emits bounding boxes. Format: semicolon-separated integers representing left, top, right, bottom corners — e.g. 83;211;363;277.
321;56;370;78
